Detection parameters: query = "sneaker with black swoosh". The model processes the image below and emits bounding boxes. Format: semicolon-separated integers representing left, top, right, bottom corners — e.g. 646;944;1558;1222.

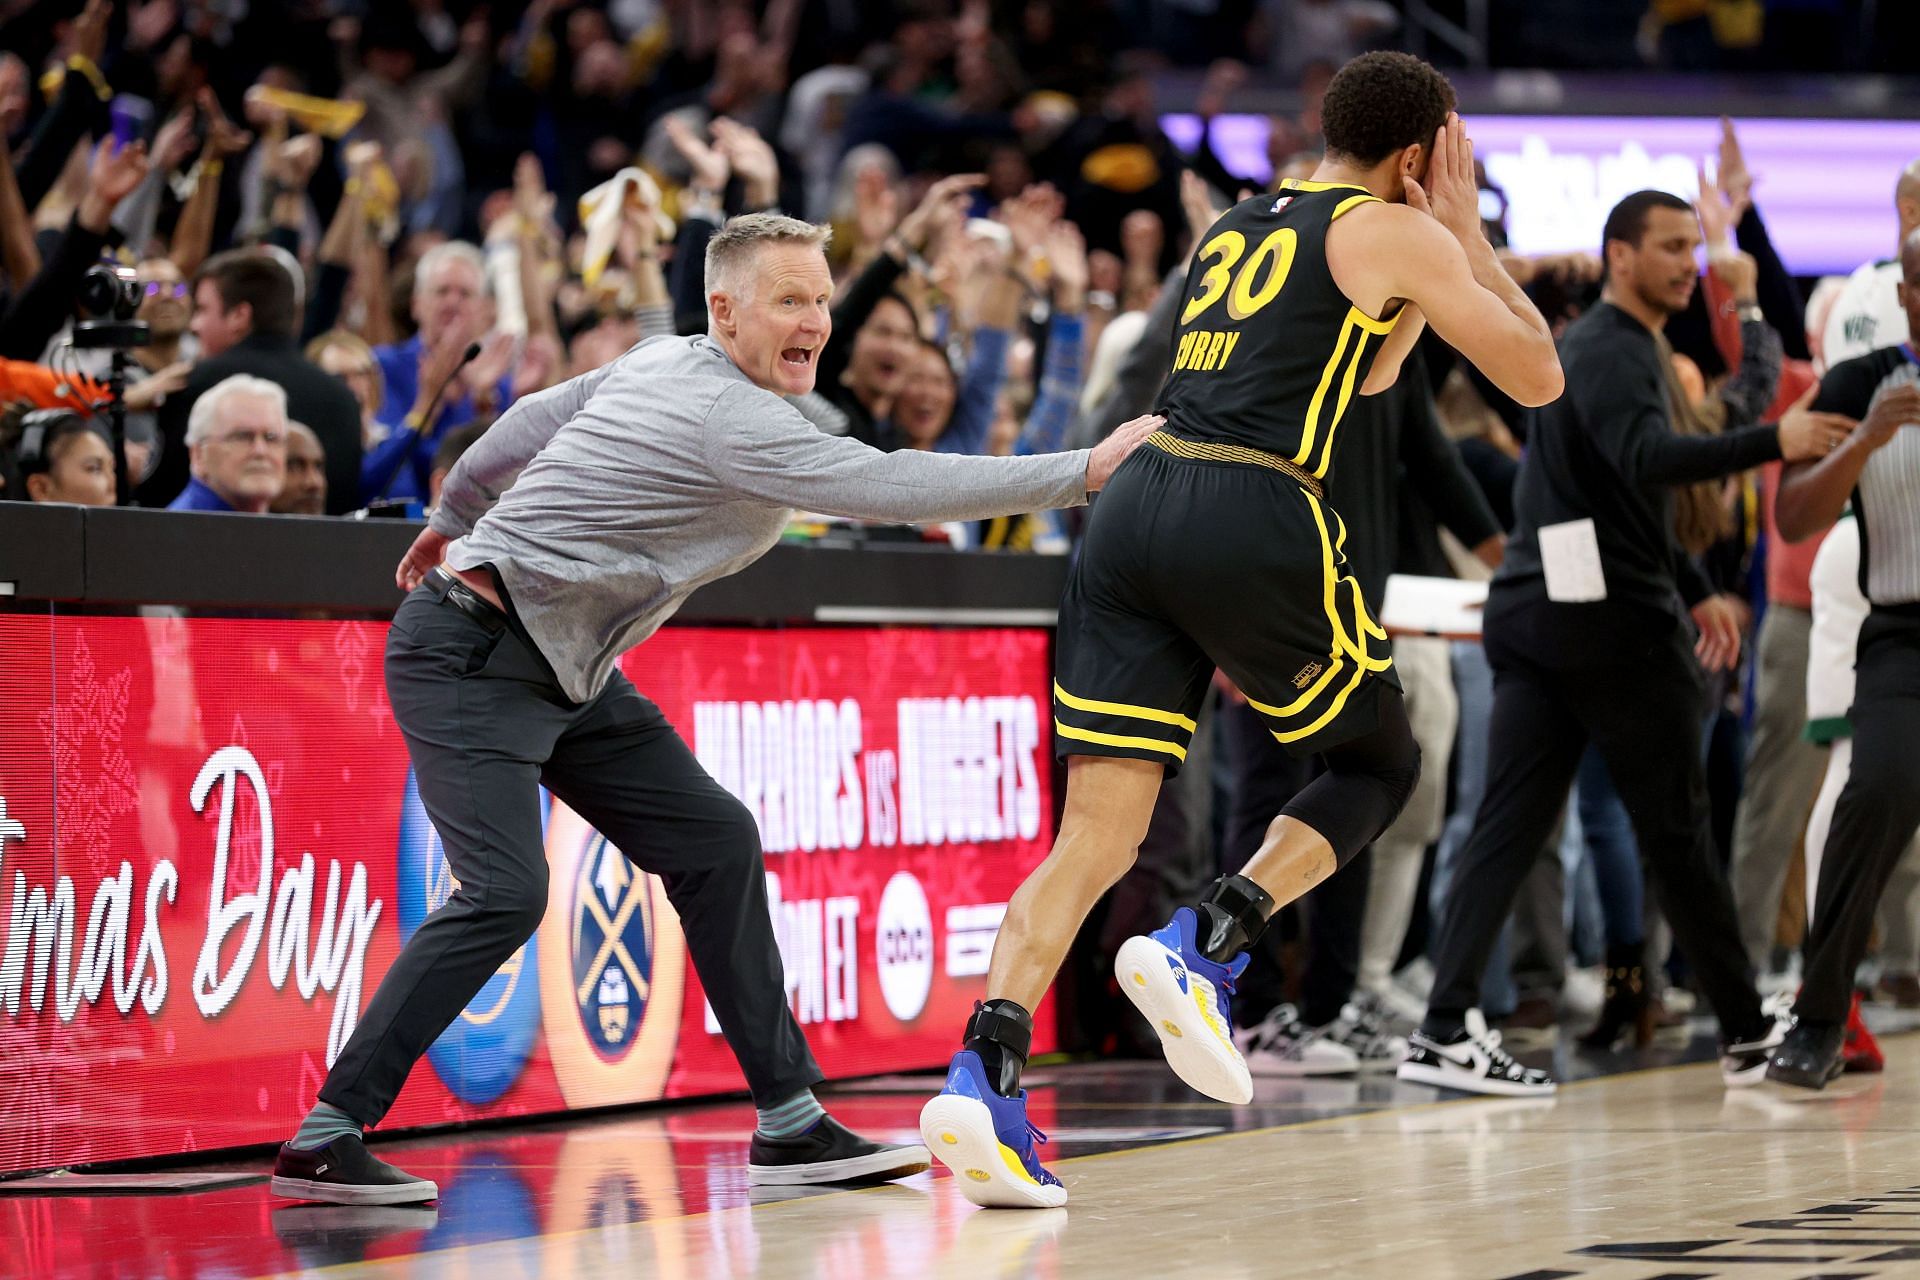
1396;1008;1556;1097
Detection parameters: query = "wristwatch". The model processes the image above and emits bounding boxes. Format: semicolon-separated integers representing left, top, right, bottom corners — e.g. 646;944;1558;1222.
1736;303;1764;323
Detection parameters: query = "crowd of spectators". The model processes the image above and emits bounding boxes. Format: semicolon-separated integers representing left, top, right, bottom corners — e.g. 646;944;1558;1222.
2;0;1918;1060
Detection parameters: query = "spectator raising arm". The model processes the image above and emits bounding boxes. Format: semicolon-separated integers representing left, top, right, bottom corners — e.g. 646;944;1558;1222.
0;138;147;361
1718;116;1809;361
16;0;114;211
0;142;39;289
172;89;254;277
817;173;979;393
1021;221;1090;457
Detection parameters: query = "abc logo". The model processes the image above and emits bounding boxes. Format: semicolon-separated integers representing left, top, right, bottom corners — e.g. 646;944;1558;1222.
875;871;934;1022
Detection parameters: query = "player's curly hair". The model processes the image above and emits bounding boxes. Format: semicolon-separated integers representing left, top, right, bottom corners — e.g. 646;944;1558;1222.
1319;53;1457;167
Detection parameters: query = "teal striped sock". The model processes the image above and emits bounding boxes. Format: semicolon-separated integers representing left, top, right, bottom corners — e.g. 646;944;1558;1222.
755;1089;825;1138
290;1101;362;1151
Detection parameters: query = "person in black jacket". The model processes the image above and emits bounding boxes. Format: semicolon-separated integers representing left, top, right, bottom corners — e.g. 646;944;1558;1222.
1402;190;1852;1096
141;249;361;513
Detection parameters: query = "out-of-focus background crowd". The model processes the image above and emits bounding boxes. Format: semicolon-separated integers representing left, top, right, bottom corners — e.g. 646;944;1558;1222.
6;0;1920;1062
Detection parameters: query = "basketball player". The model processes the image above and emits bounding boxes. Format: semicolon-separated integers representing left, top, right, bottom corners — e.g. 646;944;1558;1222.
919;53;1563;1208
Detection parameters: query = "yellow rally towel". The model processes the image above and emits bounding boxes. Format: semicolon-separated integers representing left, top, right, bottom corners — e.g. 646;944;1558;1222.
577;167;676;288
244;86;366;139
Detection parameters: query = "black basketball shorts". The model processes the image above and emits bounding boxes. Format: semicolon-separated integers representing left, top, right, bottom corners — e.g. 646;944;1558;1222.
1053;435;1399;775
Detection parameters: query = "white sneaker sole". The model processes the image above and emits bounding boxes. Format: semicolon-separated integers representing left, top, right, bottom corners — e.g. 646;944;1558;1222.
269;1174;438;1206
919;1094;1066;1209
1395;1060;1557;1098
1116;935;1254;1105
748;1142;932;1185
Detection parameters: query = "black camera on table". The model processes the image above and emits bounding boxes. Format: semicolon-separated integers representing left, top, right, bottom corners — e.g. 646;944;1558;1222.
73;262;151;350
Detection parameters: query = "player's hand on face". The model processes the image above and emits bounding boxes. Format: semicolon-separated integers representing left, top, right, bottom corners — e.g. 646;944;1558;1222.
1085;413;1164;492
1404;112;1481;247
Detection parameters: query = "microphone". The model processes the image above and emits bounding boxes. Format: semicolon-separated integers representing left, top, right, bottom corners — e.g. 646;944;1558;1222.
376;341;484;503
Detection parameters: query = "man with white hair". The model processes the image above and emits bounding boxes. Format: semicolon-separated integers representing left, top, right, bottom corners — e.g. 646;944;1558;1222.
166;375;288;513
268;212;1159;1207
367;241;514;503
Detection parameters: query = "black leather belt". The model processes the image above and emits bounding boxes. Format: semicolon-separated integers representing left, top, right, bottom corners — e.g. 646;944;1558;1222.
425;566;506;634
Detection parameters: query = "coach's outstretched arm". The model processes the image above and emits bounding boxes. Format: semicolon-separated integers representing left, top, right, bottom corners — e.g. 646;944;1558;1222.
1335;115;1564;408
703;387;1162;523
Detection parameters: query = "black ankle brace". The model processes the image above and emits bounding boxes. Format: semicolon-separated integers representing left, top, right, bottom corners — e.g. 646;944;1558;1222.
1195;874;1274;964
963;998;1034;1097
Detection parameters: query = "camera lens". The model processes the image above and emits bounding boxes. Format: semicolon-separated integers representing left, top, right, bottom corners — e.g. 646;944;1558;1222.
77;263;143;321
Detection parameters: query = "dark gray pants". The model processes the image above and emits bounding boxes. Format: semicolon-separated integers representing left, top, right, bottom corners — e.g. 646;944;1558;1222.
320;585;819;1125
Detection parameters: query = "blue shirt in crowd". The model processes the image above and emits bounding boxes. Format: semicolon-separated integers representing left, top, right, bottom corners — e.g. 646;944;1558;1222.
364;334;515;504
166;477;236;512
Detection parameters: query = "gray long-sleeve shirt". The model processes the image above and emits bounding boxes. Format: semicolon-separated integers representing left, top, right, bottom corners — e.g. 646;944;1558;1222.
432;334;1091;702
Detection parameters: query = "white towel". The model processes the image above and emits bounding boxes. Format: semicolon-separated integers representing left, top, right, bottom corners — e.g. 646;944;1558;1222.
578;168;676;288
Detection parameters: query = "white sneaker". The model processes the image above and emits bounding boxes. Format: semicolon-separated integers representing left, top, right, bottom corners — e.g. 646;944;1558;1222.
1235;1004;1359;1077
1722;992;1795;1088
1114;908;1254;1104
1397;1008;1557;1097
1326;996;1409;1072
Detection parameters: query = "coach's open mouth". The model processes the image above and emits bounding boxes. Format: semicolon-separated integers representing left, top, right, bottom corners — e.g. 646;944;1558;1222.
781;347;814;368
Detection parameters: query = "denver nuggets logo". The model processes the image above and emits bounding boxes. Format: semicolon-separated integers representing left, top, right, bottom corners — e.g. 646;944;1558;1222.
540;801;685;1107
395;770;542;1104
573;834;653;1056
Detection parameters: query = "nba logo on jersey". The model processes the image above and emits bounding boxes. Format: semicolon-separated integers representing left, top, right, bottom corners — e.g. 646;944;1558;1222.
1270;196;1294;214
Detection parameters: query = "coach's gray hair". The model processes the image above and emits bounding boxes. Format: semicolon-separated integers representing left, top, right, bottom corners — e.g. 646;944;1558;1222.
186;374;288;446
704;213;832;310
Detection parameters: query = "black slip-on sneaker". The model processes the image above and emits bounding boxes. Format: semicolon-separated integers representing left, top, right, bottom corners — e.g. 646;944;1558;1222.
270;1134;439;1206
747;1114;931;1186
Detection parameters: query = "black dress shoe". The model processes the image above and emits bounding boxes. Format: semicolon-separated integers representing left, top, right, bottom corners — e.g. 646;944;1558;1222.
270;1134;439;1205
747;1114;931;1186
1766;1019;1846;1090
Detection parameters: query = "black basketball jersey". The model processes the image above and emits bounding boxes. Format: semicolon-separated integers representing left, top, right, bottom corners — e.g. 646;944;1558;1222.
1156;179;1401;480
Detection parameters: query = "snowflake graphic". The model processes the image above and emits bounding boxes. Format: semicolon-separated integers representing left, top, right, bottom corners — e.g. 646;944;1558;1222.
34;630;138;874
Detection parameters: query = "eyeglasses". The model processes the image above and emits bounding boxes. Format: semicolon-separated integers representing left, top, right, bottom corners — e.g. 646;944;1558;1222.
211;428;285;449
142;281;188;299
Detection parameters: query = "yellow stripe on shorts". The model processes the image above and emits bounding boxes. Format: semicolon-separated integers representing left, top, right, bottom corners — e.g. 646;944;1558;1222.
1054;721;1189;761
1053;681;1198;731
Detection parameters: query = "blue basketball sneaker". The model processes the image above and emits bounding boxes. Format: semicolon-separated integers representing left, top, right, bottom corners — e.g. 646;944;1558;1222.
920;1050;1067;1208
1115;907;1254;1103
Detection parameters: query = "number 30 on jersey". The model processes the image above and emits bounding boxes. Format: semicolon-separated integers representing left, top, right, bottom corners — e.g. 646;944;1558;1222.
1174;226;1297;374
